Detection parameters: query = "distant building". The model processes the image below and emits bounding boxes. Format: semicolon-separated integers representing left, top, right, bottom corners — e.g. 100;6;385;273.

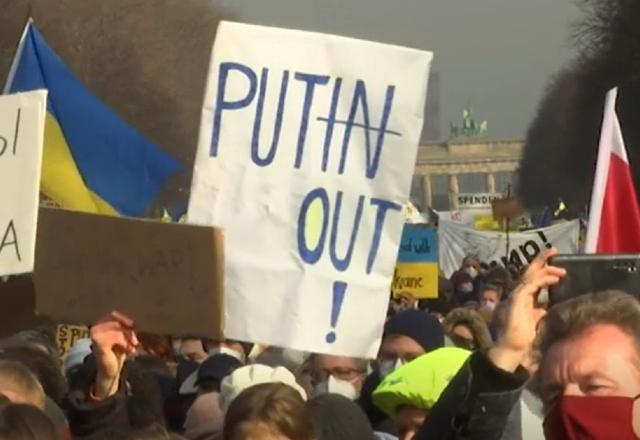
411;139;523;211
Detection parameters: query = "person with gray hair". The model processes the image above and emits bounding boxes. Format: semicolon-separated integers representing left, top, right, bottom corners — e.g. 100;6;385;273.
307;354;369;401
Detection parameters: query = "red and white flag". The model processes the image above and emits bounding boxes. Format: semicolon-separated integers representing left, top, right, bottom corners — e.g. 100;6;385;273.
585;88;640;253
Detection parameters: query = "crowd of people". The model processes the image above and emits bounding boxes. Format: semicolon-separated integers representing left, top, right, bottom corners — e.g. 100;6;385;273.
0;248;639;439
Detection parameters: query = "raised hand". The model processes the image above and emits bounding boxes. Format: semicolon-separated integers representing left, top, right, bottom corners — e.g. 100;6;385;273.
488;249;566;372
90;311;139;399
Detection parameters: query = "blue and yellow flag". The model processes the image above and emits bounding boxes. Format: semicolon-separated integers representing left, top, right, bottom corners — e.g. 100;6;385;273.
4;22;181;217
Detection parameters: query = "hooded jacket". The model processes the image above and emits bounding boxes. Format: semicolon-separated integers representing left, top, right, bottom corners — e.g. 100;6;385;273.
443;308;494;352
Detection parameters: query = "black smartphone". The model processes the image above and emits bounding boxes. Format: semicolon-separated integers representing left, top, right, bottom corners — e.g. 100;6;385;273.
549;254;640;307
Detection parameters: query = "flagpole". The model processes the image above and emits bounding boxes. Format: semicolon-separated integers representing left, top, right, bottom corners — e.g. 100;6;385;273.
505;184;511;260
3;18;33;95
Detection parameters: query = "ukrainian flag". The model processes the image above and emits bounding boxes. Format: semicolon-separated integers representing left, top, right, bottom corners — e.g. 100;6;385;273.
4;22;181;217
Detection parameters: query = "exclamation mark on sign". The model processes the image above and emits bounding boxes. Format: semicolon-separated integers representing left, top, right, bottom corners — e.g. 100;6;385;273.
326;281;347;343
537;231;552;249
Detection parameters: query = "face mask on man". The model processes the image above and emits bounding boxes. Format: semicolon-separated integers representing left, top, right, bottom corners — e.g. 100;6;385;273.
313;375;360;400
464;266;479;279
378;358;405;378
481;300;497;311
543;394;640;440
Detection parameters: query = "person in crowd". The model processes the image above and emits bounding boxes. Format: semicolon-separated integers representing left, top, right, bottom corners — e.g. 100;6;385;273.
0;360;46;409
136;333;175;364
372;347;471;440
174;338;209;364
0;345;67;405
179;354;243;438
0;344;71;438
252;347;308;375
484;266;518;294
360;310;444;434
223;382;314;440
307;354;368;400
388;292;419;317
205;340;251;364
179;354;242;396
219;364;307;413
183;391;224;440
1;328;59;361
478;284;503;311
450;271;476;306
0;394;60;440
413;250;561;439
443;308;493;352
418;298;452;323
307;393;374;440
378;310;444;377
436;277;455;306
413;248;640;439
219;364;310;439
63;311;167;438
63;338;92;383
458;256;482;279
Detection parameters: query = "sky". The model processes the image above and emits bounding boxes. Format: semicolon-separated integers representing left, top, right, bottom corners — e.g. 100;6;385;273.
217;0;581;141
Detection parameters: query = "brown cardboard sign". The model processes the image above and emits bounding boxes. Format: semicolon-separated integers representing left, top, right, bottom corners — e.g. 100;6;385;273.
34;207;224;338
56;324;90;359
491;198;524;221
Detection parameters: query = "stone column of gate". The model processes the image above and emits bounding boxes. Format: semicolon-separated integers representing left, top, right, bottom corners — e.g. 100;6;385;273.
486;173;496;193
448;174;459;210
421;175;432;209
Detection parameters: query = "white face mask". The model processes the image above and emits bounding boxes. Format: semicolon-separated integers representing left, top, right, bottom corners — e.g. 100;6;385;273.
208;346;245;363
464;266;479;279
313;375;360;400
458;282;474;294
482;300;497;311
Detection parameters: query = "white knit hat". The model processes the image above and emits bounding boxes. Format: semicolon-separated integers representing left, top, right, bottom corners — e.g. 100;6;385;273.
219;364;307;413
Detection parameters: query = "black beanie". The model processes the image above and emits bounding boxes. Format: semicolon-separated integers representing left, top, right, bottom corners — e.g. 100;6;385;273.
384;309;444;352
307;394;374;440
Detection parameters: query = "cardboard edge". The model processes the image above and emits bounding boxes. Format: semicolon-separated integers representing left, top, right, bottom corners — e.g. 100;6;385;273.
212;228;225;339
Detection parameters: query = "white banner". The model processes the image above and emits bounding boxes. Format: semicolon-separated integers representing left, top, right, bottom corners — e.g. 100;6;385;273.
0;91;46;276
188;22;432;357
438;210;490;226
439;220;580;277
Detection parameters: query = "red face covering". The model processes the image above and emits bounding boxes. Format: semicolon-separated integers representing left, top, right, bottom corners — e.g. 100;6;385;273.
543;395;640;440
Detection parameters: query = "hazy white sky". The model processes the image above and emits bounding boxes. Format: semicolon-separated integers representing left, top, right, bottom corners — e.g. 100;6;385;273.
218;0;580;140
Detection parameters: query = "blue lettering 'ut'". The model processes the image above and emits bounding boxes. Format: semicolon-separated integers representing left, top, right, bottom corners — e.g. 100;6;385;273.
251;68;289;166
317;80;399;179
329;191;365;272
210;62;258;157
366;198;402;274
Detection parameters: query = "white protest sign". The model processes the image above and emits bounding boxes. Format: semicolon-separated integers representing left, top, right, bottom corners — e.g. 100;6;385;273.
0;91;46;276
439;220;580;277
188;22;432;357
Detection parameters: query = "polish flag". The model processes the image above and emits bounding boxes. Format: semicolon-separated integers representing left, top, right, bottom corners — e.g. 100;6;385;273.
585;88;640;253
